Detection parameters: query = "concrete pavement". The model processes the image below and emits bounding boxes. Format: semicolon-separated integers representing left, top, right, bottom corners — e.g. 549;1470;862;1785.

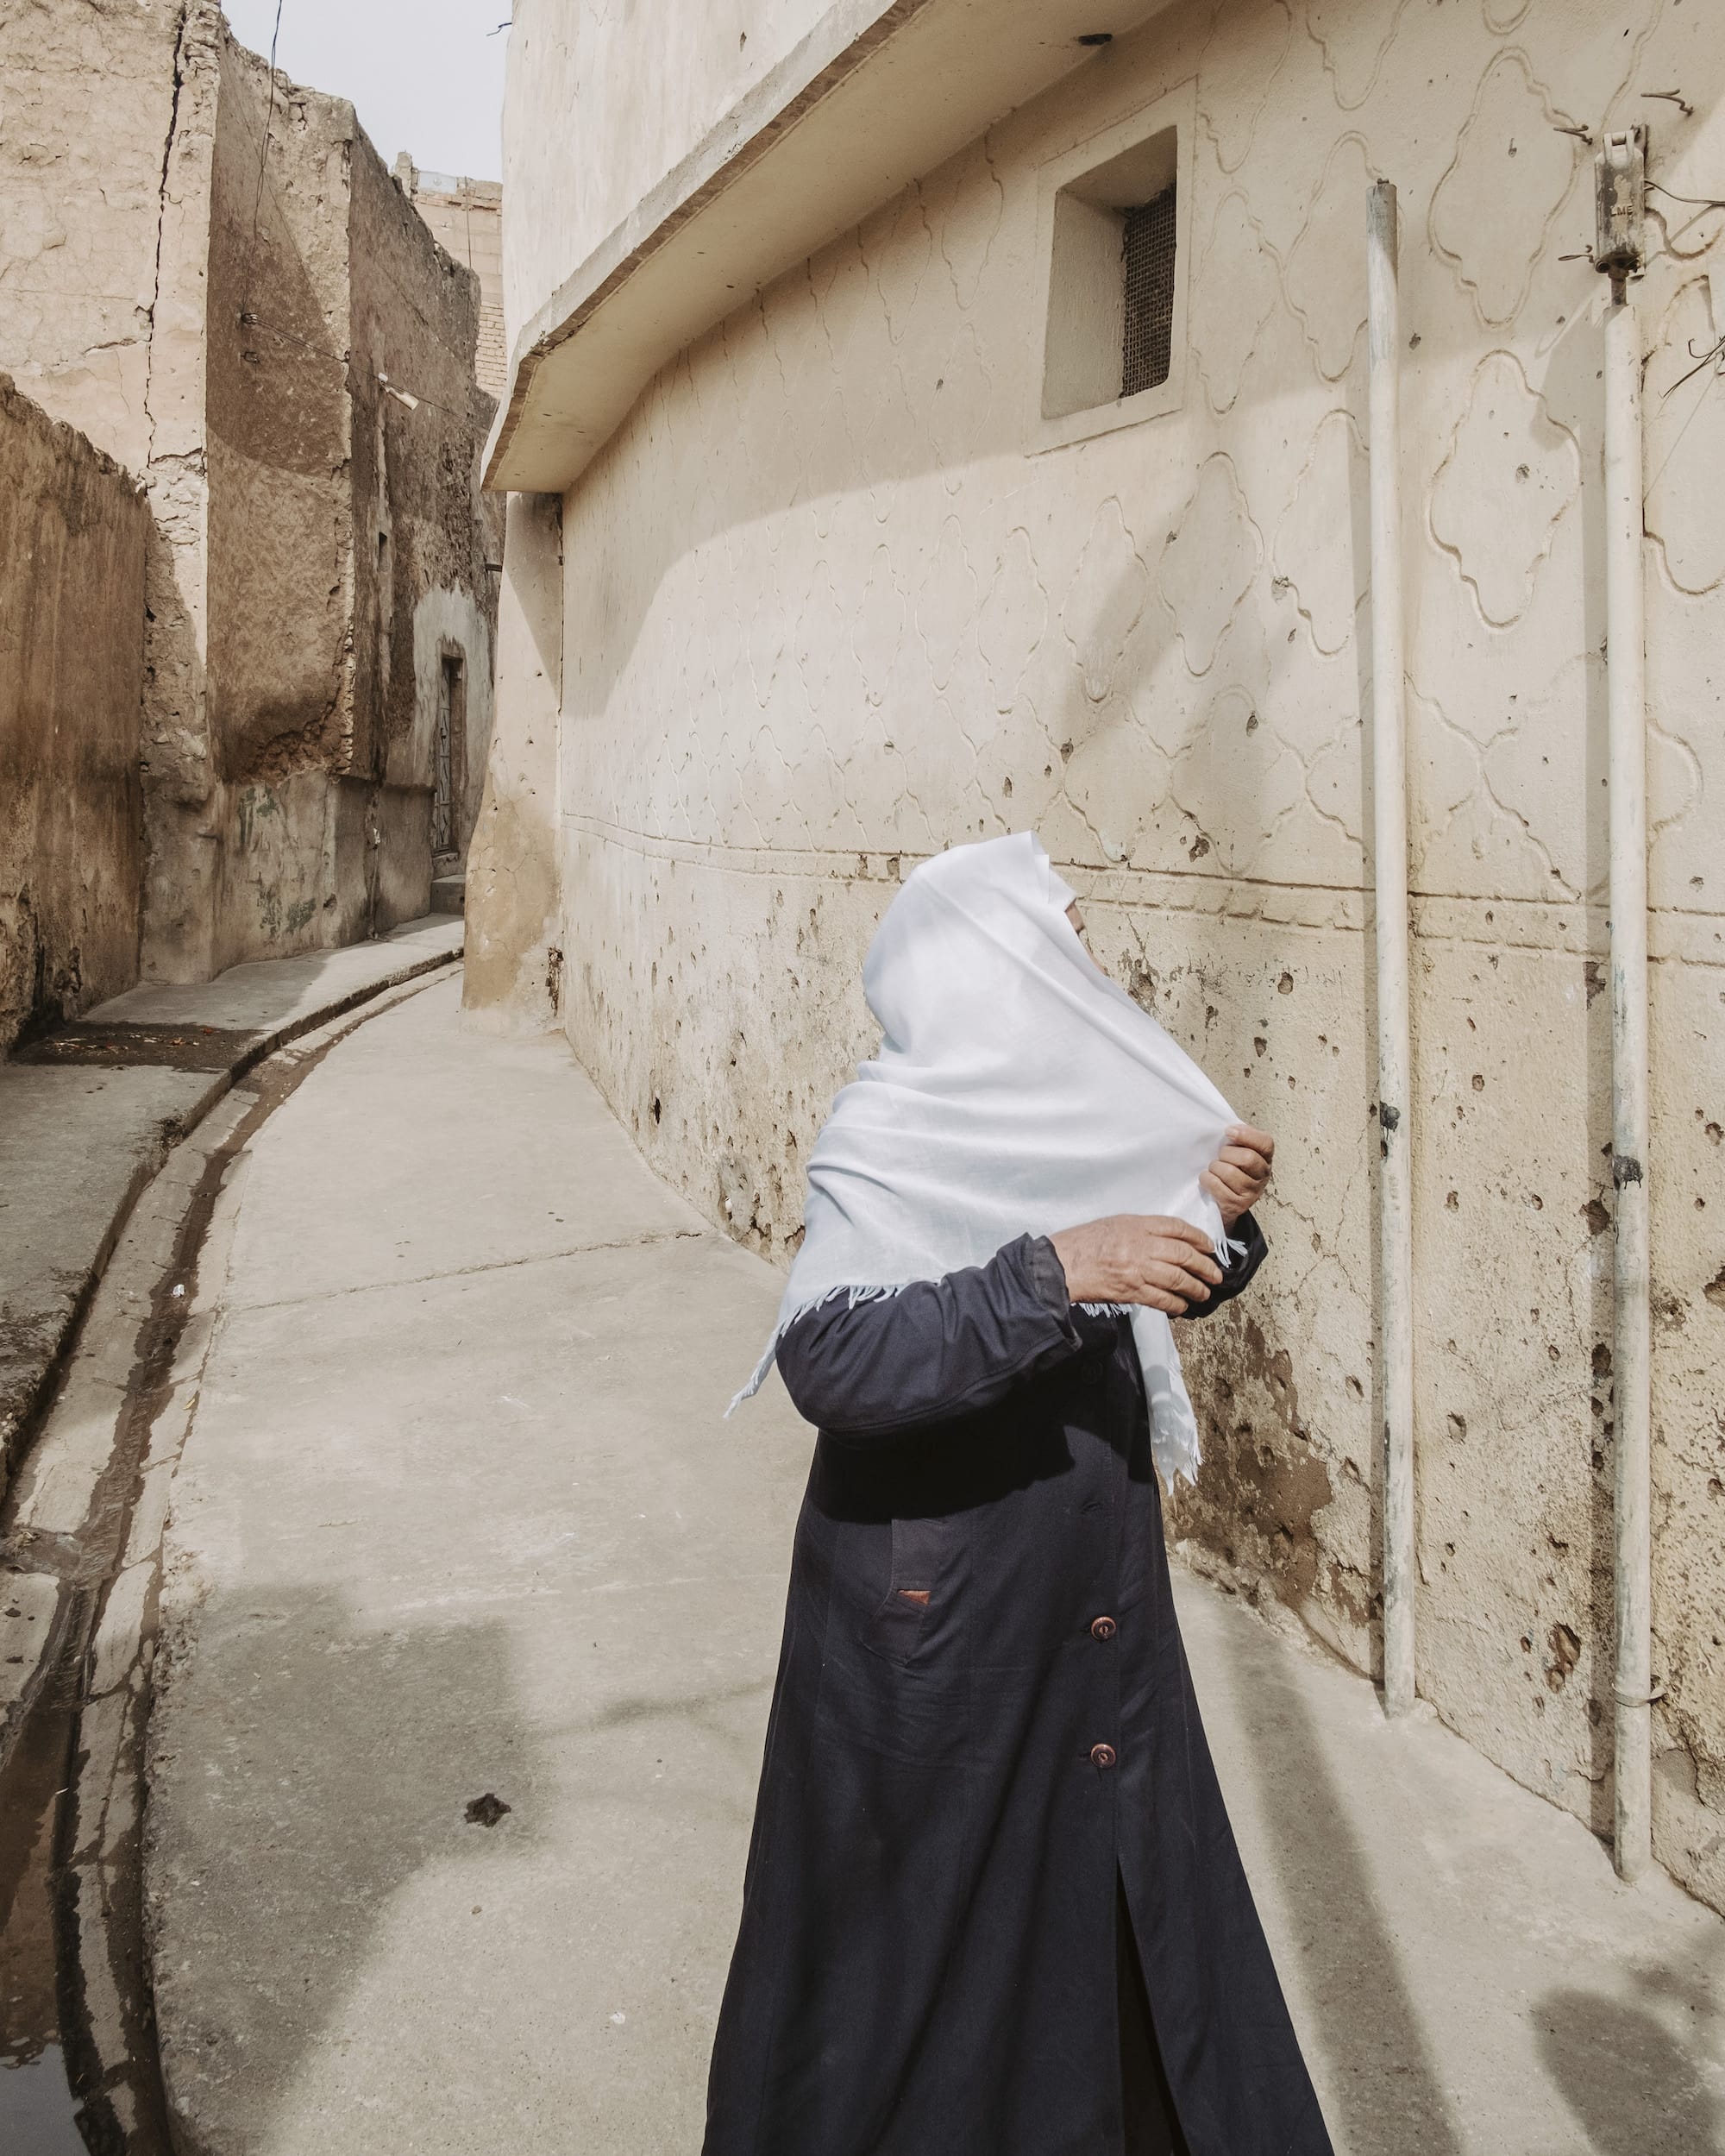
0;915;463;1493
1;962;468;2153
145;976;1725;2155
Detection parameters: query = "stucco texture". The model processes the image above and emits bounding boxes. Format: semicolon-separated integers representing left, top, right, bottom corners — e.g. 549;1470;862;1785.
499;0;832;343
482;0;1725;1910
0;376;148;1052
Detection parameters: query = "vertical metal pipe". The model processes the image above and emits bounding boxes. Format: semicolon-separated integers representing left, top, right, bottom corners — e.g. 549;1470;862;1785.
1604;285;1652;1882
1366;180;1416;1718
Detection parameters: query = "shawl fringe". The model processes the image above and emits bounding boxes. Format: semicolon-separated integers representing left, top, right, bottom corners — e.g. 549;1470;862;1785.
726;1237;1247;1460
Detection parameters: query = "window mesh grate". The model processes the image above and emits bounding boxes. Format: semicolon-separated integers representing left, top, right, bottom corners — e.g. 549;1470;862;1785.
1120;185;1177;399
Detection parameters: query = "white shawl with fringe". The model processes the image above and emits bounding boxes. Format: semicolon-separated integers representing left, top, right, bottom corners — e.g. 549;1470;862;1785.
730;832;1241;1487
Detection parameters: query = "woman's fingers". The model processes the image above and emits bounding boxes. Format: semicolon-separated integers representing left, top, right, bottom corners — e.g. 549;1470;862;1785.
1204;1162;1258;1199
1050;1215;1227;1306
1154;1216;1217;1254
1138;1250;1220;1306
1226;1123;1275;1165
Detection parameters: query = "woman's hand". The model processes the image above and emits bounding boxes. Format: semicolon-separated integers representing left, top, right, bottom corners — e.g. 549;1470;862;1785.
1201;1124;1274;1229
1048;1216;1224;1314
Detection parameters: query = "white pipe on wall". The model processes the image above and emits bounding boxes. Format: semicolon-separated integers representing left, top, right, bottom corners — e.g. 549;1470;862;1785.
1366;179;1416;1719
1604;285;1653;1883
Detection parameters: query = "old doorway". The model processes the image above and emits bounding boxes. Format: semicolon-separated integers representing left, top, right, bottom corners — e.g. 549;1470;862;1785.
432;647;467;858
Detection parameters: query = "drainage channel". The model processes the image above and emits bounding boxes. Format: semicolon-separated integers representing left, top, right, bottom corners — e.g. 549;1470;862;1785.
0;964;457;2153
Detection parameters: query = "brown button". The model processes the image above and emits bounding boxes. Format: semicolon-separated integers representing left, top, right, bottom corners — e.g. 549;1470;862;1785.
1089;1742;1118;1770
1090;1614;1118;1641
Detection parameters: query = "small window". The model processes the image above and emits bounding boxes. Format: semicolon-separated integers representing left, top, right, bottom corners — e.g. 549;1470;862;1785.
1031;88;1193;452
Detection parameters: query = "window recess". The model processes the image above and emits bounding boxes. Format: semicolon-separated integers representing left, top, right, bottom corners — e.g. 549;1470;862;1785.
1031;85;1194;453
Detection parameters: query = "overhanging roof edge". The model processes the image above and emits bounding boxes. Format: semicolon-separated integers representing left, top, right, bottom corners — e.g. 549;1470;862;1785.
482;0;932;493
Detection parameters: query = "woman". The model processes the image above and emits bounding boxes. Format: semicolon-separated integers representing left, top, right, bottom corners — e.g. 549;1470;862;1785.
709;833;1333;2156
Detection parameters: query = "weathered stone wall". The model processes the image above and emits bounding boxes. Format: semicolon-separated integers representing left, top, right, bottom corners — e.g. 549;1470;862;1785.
486;0;1725;1906
0;377;148;1053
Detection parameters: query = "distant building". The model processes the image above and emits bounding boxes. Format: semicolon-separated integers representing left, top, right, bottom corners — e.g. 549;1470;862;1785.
397;159;507;399
467;0;1725;1915
0;0;500;990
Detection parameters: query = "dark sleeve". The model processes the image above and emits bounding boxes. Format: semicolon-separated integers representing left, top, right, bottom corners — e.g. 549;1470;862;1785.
1180;1211;1268;1319
775;1233;1084;1441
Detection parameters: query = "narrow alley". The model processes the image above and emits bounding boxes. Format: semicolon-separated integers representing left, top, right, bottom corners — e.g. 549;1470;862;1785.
47;969;1724;2156
5;3;1725;2147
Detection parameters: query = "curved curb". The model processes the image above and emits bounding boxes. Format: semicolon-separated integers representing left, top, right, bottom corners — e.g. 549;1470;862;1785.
0;963;461;2153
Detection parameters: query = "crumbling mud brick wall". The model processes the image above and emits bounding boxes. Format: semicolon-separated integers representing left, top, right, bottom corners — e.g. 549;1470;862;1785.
484;0;1725;1910
0;0;187;472
0;0;499;984
398;165;507;399
179;21;500;973
349;129;502;918
0;377;148;1053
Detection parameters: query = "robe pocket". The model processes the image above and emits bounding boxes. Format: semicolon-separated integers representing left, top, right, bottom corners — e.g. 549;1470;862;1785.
864;1514;953;1665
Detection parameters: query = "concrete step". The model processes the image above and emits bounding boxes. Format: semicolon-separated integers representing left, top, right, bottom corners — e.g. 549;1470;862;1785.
430;871;467;915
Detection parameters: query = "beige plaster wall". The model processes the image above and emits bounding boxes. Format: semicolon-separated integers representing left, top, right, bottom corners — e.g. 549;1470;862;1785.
462;492;563;1032
0;376;148;1053
499;0;832;344
489;0;1725;1905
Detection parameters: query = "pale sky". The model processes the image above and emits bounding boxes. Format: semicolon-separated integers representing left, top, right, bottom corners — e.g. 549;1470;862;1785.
222;0;510;182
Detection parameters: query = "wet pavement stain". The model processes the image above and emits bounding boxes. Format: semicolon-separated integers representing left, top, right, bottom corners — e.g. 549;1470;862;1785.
9;1022;259;1073
1;975;455;2154
0;1631;125;2153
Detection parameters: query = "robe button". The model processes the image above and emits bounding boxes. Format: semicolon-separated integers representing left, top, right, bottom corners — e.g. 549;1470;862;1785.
1090;1614;1118;1641
1089;1742;1118;1769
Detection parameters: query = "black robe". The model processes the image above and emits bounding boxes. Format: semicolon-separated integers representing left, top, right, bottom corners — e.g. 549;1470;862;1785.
704;1218;1333;2156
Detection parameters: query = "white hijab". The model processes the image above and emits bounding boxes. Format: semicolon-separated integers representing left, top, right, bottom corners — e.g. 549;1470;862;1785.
731;832;1241;1485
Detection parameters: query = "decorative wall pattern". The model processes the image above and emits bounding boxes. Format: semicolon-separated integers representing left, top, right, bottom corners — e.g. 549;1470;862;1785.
487;0;1725;1910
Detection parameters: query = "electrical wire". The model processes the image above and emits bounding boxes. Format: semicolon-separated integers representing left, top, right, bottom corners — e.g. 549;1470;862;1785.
238;0;286;329
1648;179;1725;212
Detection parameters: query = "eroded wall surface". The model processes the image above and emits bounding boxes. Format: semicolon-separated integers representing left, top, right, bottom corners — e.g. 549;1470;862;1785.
401;167;507;397
0;0;186;470
195;28;358;971
0;377;147;1051
352;127;501;914
2;1;500;984
491;0;1725;1906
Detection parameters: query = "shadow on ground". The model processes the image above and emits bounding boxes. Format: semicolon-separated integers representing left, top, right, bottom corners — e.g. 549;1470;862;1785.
1210;1603;1465;2156
149;1585;549;2146
1538;1964;1725;2154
